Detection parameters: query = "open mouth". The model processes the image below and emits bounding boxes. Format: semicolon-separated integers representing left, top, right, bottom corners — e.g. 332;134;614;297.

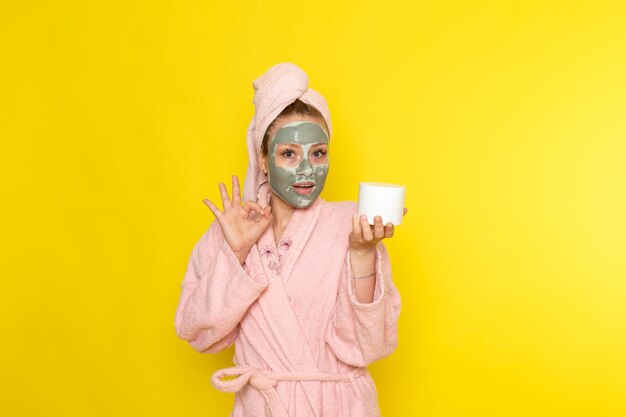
291;182;316;195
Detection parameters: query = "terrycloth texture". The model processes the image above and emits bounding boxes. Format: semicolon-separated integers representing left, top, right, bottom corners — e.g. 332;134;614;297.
243;62;333;203
174;199;401;417
211;366;367;417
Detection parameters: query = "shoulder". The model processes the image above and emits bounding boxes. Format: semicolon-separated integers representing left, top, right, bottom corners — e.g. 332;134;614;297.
322;200;356;215
193;219;224;256
324;199;356;213
319;199;357;224
310;199;356;243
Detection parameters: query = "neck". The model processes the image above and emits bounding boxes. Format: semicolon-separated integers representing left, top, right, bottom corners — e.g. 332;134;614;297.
270;192;297;231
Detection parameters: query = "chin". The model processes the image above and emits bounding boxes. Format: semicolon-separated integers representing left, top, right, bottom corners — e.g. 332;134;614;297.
294;197;318;209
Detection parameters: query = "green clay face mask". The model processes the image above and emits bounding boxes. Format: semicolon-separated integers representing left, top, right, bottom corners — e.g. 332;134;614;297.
267;121;330;208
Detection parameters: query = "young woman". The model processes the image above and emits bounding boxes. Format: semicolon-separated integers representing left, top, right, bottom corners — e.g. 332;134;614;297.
175;63;403;417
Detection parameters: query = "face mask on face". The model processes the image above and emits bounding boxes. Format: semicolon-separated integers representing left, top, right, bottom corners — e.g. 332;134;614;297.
267;121;330;208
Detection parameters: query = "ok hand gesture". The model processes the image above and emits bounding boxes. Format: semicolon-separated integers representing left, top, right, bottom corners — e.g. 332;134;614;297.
203;175;272;265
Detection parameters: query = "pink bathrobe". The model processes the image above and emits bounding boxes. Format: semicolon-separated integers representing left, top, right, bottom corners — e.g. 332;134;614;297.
174;197;401;417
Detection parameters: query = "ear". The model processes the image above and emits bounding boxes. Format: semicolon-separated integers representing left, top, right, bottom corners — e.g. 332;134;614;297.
259;152;268;174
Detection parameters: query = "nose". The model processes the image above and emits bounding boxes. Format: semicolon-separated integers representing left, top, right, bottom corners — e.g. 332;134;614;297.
296;158;314;177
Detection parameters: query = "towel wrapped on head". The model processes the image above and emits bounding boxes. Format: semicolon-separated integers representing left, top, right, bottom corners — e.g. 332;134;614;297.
243;63;333;204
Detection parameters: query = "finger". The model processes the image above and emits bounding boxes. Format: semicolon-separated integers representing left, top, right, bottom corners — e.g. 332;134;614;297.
352;213;361;236
403;207;408;216
219;182;232;209
360;214;374;241
373;216;385;240
231;175;241;206
384;222;395;239
242;201;264;216
259;205;273;226
203;198;223;219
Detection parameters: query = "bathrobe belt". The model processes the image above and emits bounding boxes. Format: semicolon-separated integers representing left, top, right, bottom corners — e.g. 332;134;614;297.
212;365;366;417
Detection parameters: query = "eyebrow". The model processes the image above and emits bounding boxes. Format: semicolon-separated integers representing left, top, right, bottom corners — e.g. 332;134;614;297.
276;142;327;146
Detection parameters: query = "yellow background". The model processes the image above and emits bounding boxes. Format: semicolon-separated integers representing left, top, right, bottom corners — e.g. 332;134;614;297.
1;1;625;416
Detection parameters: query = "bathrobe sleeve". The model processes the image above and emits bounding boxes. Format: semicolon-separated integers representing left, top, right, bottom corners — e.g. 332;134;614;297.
174;221;268;353
325;242;401;367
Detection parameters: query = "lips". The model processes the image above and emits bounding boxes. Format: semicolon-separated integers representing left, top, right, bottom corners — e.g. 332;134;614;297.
291;181;316;195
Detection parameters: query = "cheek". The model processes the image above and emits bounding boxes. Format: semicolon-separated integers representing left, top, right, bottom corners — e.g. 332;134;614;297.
270;164;297;180
313;164;328;178
273;154;298;168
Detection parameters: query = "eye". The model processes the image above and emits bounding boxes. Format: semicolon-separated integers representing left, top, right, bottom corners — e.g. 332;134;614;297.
312;149;327;158
281;149;295;158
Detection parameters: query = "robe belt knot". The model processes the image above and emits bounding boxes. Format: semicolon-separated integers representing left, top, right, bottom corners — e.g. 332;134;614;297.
212;365;367;417
250;372;278;390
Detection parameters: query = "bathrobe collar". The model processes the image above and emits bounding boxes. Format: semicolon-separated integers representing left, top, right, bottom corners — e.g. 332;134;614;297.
251;196;325;416
256;196;323;283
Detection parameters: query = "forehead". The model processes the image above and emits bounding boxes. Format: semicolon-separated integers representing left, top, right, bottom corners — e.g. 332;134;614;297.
271;121;329;145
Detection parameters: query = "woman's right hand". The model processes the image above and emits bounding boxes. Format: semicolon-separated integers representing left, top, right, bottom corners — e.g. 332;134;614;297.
203;175;272;265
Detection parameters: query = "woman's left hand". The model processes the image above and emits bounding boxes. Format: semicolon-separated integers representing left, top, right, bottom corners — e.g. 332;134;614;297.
349;208;408;255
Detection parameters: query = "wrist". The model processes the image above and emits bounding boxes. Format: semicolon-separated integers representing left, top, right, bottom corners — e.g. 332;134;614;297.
353;270;376;279
349;246;376;259
349;247;376;277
